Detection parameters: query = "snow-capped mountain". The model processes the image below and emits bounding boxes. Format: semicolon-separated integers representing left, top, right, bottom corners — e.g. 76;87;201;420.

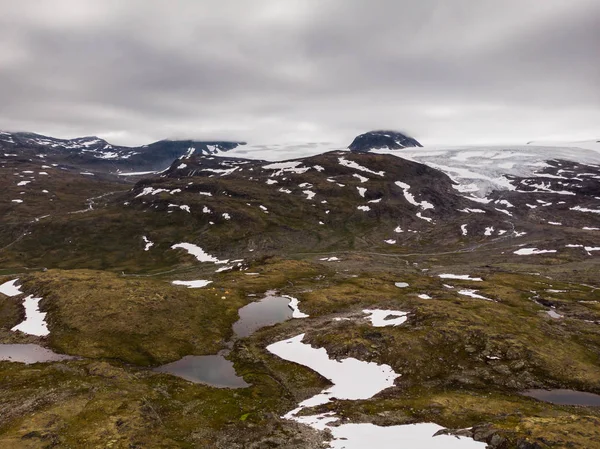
0;130;244;172
348;130;422;152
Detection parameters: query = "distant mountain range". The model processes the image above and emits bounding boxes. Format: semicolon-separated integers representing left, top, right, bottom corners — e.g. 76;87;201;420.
0;129;422;173
0;130;245;172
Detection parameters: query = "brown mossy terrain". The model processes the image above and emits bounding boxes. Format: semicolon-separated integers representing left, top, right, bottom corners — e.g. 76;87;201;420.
2;151;600;447
1;256;600;447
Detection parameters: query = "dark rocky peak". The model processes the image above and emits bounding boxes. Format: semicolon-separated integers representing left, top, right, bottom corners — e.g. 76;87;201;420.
349;130;422;152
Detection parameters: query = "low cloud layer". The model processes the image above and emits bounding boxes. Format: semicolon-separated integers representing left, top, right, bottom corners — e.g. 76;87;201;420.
1;0;598;146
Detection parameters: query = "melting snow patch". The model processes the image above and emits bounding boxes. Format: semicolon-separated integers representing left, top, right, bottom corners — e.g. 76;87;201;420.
12;295;49;336
484;226;494;236
303;190;316;200
547;310;563;319
394;226;404;233
198;191;212;196
495;208;513;217
514;248;557;255
461;224;468;235
283;295;310;318
418;294;432;299
357;187;367;197
357;205;370;211
368;198;382;203
0;279;22;296
172;280;212;288
11;199;23;203
278;188;292;194
458;208;486;214
171;243;228;264
17;180;31;186
395;181;434;210
142;236;154;251
320;257;340;262
458;290;493;301
583;227;600;230
168;204;191;213
363;309;408;327
570;206;600;214
267;333;398;406
548;221;562;226
177;163;187;169
384;239;396;245
439;274;482;281
394;282;409;288
416;212;433;222
262;161;310;176
327;422;485;448
266;179;278;185
353;174;369;183
222;213;231;220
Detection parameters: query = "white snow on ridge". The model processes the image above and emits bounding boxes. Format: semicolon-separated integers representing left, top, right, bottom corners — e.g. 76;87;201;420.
338;157;385;176
262;161;310;176
394;181;434;210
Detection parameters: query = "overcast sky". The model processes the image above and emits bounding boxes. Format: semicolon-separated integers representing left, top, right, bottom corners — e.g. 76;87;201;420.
0;0;598;147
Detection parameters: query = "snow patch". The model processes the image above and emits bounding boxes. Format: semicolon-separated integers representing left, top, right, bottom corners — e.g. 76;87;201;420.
363;309;408;327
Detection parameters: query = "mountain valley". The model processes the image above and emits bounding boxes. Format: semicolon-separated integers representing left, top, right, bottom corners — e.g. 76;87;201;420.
1;131;600;448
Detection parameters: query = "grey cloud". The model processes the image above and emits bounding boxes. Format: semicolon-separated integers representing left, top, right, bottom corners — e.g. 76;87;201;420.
0;0;598;146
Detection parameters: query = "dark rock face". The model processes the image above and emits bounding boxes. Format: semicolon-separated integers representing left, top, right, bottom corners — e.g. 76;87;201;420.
349;130;422;152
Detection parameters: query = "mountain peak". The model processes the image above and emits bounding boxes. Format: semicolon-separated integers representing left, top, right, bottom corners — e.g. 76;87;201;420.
349;130;422;152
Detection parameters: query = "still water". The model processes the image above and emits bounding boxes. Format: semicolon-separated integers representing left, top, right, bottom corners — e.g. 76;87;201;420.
522;389;600;406
155;291;294;387
0;343;76;364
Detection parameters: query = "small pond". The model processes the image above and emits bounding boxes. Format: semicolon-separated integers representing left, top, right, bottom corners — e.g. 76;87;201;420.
0;344;76;364
232;292;293;338
522;389;600;406
154;355;249;388
155;291;294;387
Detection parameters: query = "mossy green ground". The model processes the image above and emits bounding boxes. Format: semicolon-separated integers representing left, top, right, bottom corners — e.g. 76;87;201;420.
2;257;600;447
